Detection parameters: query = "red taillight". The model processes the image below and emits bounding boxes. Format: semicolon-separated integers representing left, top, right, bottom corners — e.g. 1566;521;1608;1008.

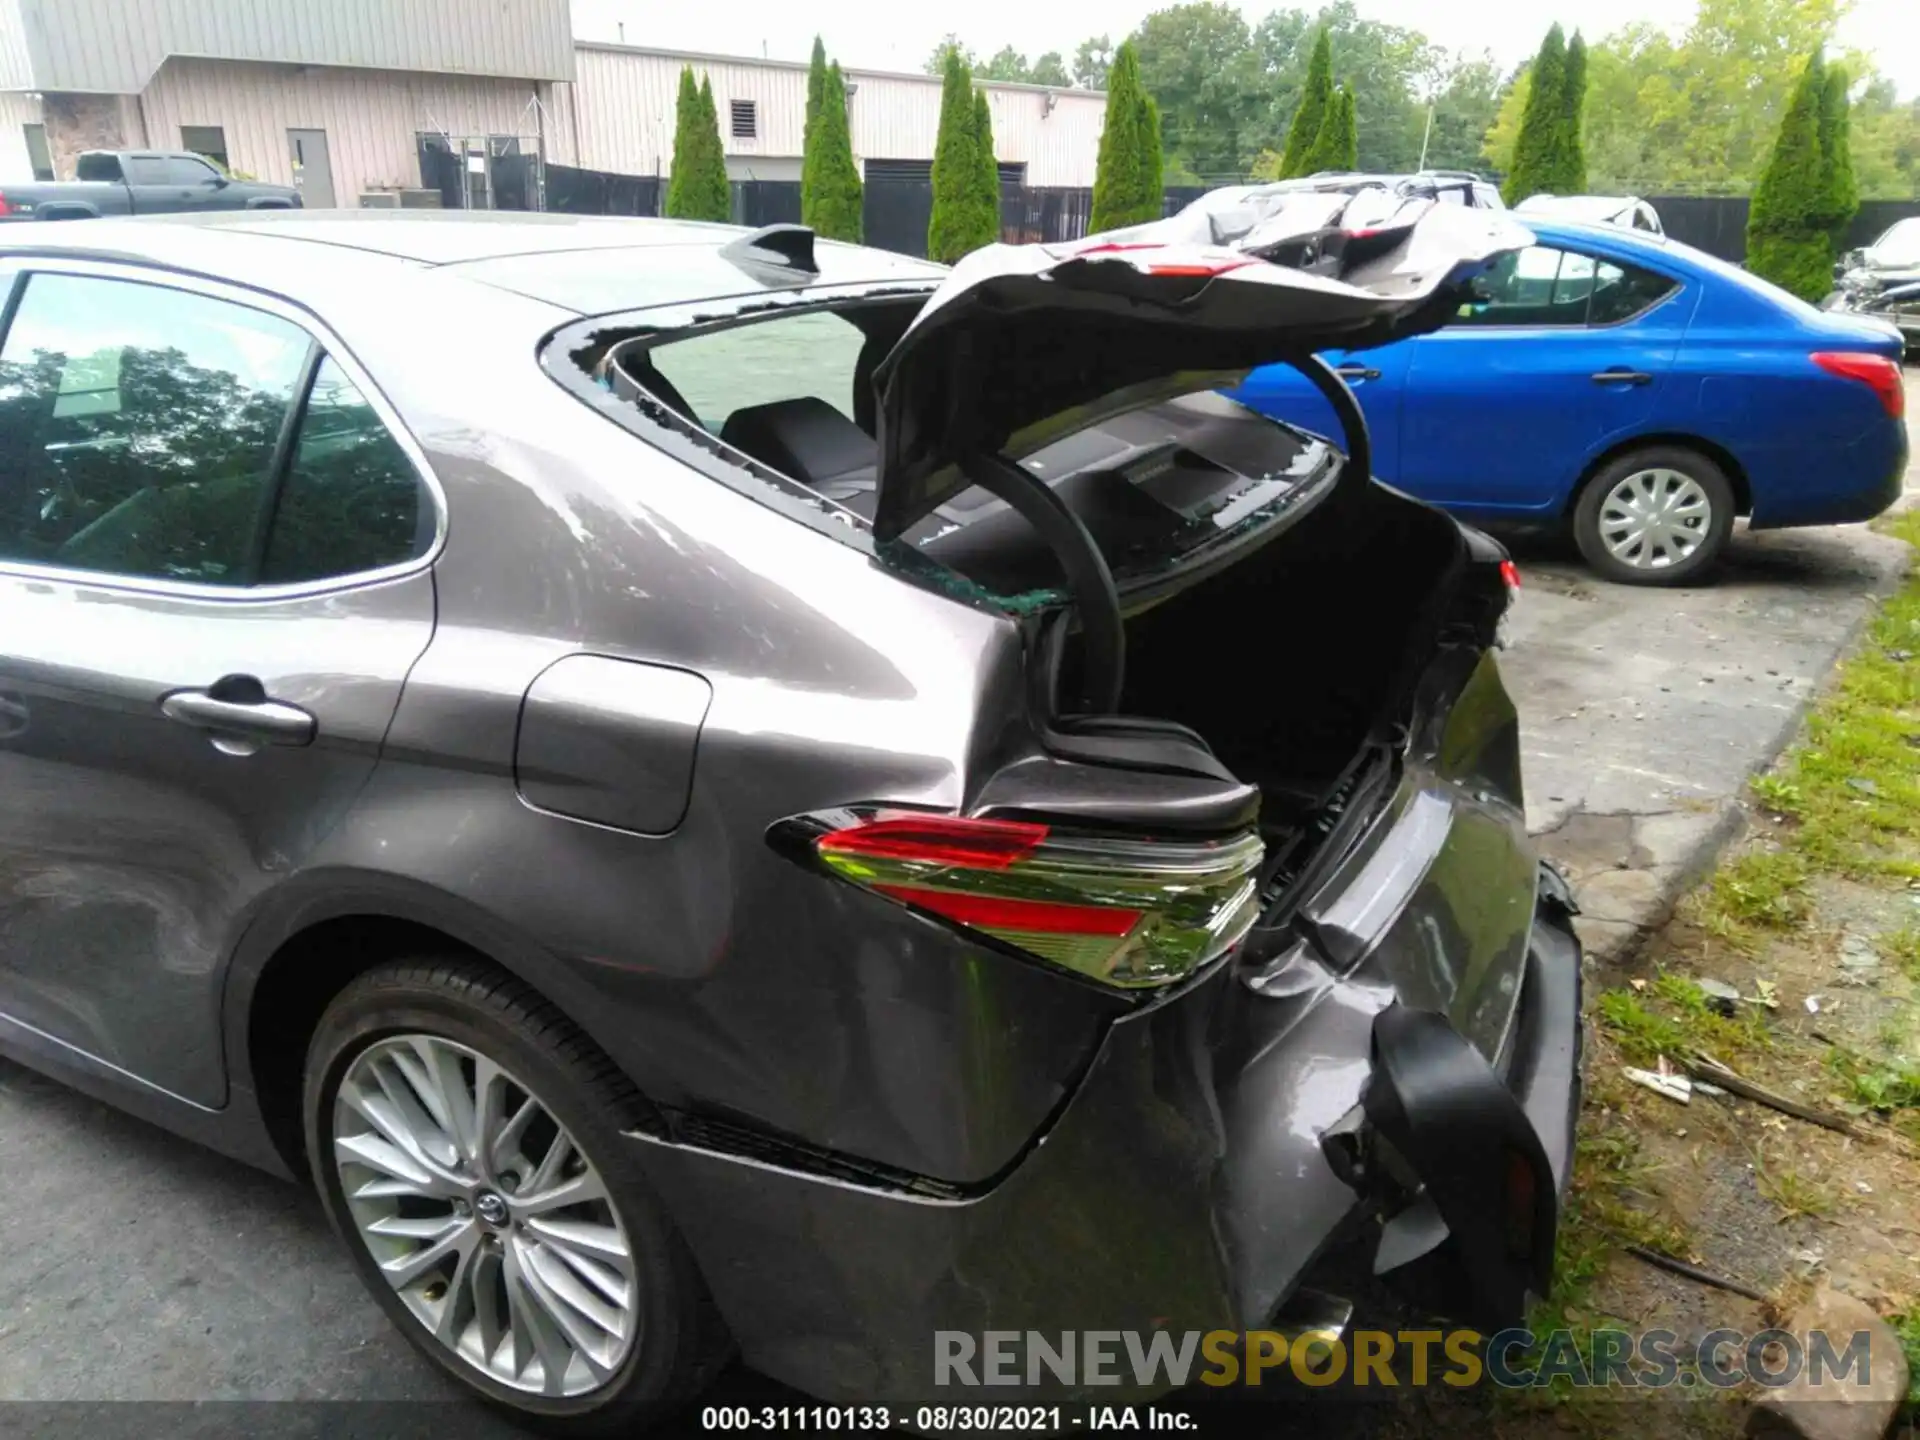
817;813;1047;870
874;886;1144;937
1500;559;1521;590
0;192;12;217
1812;351;1906;419
805;807;1265;989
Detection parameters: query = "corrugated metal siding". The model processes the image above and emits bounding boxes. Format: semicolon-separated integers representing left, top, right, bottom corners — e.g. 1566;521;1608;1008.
0;1;32;89
0;88;41;181
141;57;545;202
567;45;1106;186
16;0;572;92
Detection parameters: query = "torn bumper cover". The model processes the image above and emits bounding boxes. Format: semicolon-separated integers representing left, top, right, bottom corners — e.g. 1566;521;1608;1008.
1319;862;1583;1333
624;861;1584;1404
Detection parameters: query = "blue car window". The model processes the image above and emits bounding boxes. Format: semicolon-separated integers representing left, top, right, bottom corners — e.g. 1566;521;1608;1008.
1454;245;1593;327
1588;260;1681;326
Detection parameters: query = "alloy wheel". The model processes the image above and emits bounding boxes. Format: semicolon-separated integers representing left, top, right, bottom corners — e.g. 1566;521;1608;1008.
1595;468;1713;570
332;1034;639;1398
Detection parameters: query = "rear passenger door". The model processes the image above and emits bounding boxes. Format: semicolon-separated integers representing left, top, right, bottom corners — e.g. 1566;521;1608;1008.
1393;243;1689;516
0;263;439;1105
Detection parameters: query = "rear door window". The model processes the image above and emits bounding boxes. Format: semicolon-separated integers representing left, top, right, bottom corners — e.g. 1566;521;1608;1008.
1456;245;1676;327
1588;258;1680;325
260;357;430;583
0;272;309;583
0;271;432;588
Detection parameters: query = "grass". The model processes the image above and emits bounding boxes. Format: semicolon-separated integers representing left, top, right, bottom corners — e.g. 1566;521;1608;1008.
1555;508;1920;1395
1722;506;1920;888
1825;1045;1920;1121
1595;977;1772;1068
1880;922;1920;979
1750;1142;1833;1220
1890;1308;1920;1413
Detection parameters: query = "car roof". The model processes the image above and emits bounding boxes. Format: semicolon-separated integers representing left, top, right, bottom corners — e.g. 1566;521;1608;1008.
0;210;947;315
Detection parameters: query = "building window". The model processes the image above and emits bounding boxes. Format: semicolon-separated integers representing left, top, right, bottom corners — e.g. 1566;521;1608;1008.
729;100;756;140
22;123;52;181
181;125;229;172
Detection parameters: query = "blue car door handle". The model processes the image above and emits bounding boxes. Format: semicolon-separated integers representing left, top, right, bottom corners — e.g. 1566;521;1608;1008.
1334;364;1382;382
1590;369;1653;386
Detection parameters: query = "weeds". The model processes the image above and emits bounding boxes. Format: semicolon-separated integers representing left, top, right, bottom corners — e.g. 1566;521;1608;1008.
1595;979;1771;1068
1751;1143;1833;1220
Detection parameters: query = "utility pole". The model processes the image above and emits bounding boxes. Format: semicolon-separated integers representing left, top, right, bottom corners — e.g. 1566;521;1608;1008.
1417;101;1435;171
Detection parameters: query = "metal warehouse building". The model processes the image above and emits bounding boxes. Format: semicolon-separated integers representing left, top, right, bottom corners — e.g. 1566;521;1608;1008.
0;0;1106;204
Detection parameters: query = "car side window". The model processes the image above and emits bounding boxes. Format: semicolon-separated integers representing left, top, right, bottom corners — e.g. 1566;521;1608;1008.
1588;259;1680;325
259;357;431;584
165;155;220;186
0;272;309;585
122;155;169;186
1454;245;1595;327
645;310;867;431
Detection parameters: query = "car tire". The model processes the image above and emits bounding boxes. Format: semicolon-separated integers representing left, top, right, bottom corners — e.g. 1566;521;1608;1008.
1571;447;1735;586
303;958;729;1436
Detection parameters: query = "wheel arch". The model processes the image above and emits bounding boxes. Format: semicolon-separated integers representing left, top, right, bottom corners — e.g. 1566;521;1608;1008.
1563;433;1752;518
222;872;674;1181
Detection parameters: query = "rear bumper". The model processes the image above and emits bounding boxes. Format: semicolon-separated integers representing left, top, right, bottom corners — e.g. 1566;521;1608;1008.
1748;420;1908;529
624;872;1583;1404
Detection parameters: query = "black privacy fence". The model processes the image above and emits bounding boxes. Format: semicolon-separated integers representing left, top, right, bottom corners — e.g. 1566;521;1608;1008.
544;163;1920;266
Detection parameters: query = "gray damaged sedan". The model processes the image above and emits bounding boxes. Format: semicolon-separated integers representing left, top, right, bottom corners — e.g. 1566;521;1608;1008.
0;205;1580;1431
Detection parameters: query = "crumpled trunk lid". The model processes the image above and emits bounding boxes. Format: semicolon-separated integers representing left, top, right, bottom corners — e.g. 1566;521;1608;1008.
870;199;1533;539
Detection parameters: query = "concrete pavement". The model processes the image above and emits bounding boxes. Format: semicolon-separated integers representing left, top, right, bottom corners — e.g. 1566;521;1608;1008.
1514;367;1919;956
0;370;1916;1413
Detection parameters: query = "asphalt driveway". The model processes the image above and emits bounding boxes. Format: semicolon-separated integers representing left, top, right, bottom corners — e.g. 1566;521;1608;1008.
1;369;1916;1420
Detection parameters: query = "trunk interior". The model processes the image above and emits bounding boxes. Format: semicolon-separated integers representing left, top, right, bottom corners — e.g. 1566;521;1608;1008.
1114;480;1465;811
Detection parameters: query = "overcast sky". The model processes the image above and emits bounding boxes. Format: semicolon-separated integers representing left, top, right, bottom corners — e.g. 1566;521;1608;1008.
571;0;1920;98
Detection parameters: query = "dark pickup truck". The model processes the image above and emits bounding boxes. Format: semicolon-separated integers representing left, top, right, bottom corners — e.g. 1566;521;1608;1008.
0;149;301;220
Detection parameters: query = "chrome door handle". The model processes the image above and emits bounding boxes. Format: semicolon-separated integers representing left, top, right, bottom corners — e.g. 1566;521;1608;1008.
161;685;315;753
1333;364;1382;381
1590;369;1652;385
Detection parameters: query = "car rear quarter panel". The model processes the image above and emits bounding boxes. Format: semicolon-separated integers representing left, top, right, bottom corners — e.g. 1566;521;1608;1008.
237;277;1118;1185
1673;273;1907;526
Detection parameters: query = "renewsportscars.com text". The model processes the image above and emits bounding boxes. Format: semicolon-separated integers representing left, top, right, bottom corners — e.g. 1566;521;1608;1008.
934;1327;1877;1390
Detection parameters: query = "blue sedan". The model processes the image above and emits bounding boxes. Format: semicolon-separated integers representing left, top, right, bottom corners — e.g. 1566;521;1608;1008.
1229;217;1910;584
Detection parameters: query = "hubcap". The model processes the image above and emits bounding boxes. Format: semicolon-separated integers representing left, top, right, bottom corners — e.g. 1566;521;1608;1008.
332;1035;638;1398
1596;468;1713;570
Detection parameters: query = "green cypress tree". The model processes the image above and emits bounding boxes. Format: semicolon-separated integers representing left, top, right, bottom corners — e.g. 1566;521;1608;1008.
1747;51;1832;302
803;60;864;242
666;68;731;222
1137;92;1165;222
1818;61;1859;248
1501;24;1566;204
1554;31;1589;194
928;46;981;261
972;89;1003;250
1279;28;1334;179
804;36;826;156
1090;41;1161;232
1301;85;1357;174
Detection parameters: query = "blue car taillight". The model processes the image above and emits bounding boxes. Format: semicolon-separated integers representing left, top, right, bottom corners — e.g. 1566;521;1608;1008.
792;809;1265;989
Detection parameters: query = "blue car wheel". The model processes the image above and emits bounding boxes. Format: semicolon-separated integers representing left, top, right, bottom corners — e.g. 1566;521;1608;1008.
1571;445;1736;586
